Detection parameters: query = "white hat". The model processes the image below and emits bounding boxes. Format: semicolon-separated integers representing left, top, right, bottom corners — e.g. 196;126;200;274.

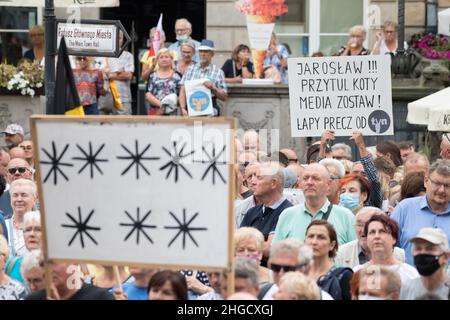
410;228;449;252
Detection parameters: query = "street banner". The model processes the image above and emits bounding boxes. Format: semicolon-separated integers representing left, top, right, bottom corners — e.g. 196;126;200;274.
185;79;214;117
288;55;394;137
32;116;235;271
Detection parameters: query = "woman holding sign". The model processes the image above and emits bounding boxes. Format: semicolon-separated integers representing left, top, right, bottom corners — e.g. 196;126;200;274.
145;48;181;116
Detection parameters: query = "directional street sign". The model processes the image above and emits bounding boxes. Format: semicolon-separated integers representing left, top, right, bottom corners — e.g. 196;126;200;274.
56;19;131;57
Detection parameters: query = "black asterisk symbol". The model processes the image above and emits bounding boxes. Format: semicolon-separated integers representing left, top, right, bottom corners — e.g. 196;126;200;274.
159;141;194;182
40;141;73;185
119;208;157;244
196;144;227;184
116;140;160;179
72;142;108;179
164;209;207;249
61;207;101;248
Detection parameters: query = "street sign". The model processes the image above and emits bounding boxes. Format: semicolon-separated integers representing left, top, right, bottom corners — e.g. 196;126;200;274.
56;19;131;57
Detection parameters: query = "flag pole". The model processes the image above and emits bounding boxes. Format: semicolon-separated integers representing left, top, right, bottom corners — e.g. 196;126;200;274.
44;0;56;114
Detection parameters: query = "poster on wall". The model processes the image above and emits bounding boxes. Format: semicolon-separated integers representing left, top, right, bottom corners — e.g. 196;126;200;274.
288;55;394;137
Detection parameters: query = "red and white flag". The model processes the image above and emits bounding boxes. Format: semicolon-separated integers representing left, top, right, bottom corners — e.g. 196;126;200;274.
149;14;163;56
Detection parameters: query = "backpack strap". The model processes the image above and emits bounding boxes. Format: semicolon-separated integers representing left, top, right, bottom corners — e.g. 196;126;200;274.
322;204;333;221
257;282;274;300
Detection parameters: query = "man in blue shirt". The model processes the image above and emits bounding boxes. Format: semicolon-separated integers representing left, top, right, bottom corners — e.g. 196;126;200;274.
391;159;450;265
113;267;155;300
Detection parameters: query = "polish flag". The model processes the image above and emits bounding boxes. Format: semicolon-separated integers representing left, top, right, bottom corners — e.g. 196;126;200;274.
149;13;163;57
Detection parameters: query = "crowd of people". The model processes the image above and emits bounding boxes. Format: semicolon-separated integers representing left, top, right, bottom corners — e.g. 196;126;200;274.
0;119;449;301
13;17;406;117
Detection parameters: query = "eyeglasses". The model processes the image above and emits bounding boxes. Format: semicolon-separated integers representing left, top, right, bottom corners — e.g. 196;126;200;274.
428;177;450;190
8;167;29;174
20;145;32;151
269;263;304;273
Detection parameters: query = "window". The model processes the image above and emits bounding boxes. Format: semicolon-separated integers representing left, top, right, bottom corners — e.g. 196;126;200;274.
274;0;367;57
0;6;38;65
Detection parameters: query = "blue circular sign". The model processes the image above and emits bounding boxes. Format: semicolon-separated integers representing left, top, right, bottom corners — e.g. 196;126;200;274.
189;91;210;112
368;110;391;134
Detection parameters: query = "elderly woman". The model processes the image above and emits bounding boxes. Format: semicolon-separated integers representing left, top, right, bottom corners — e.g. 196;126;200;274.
0;235;27;300
176;41;196;76
221;44;254;83
24;25;45;63
5;211;41;283
145;48;181;116
337;25;370;56
305;220;353;300
274;272;321;300
234;227;272;284
372;21;402;55
353;214;419;284
20;249;45;293
5;179;38;257
140;27;166;82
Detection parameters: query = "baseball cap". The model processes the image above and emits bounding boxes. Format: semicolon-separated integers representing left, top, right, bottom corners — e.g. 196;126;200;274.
410;228;449;252
2;124;24;136
198;39;215;51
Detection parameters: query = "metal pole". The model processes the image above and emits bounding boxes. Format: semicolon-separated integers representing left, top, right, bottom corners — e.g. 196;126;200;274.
44;0;56;114
397;0;405;53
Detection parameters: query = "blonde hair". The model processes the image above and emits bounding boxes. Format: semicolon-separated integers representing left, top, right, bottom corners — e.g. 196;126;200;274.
279;272;321;300
234;227;264;252
10;178;37;197
24;210;41;228
29;25;44;36
156;48;175;69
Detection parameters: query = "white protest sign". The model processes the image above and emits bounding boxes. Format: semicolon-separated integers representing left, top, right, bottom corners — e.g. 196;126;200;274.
33;117;234;270
185;79;214;117
57;23;117;55
288;55;394;137
246;22;275;50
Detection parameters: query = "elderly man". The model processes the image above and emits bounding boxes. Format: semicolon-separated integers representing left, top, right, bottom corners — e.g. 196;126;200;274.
331;143;352;161
358;264;401;300
261;238;333;300
2;124;24;150
0;158;35;219
4;179;37;257
168;18;200;63
398;141;416;164
392;159;450;265
280;149;298;165
337;25;370;56
240;162;292;262
440;133;450;160
401;228;449;300
404;152;429;175
318;158;345;205
20;249;45;293
179;39;227;117
26;261;114;300
273;163;356;245
218;257;260;300
335;207;405;268
235;162;261;227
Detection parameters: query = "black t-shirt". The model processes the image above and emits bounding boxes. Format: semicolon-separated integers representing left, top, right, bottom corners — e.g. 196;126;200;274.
25;283;114;300
221;59;254;78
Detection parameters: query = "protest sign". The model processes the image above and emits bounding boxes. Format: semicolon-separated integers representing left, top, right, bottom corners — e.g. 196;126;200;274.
185;79;214;117
32;116;235;271
288;55;394;137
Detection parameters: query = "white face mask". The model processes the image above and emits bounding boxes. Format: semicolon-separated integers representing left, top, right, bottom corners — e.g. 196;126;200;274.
358;294;386;300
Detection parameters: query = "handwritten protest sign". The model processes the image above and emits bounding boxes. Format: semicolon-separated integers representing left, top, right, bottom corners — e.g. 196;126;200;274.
32;116;235;271
185;79;214;117
288;55;394;137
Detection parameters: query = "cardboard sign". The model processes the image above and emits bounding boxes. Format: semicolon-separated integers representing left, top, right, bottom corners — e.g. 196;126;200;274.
246;22;275;50
32;116;235;270
288;55;394;137
185;79;214;117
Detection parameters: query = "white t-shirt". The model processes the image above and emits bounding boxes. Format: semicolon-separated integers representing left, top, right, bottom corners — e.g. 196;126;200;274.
353;262;419;286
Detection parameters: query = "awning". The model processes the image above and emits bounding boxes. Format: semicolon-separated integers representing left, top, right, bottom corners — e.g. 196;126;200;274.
407;87;450;132
0;0;119;7
438;8;450;36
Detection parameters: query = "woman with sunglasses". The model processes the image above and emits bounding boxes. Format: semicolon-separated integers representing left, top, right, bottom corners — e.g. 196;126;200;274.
73;56;106;115
305;220;353;300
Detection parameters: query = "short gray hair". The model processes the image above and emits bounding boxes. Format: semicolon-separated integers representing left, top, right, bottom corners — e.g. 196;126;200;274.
260;161;285;192
319;158;346;178
175;18;192;32
234;257;259;288
20;249;42;278
24;210;41;228
269;238;313;266
355;206;384;218
350;25;366;39
429;159;450;177
331;143;352;159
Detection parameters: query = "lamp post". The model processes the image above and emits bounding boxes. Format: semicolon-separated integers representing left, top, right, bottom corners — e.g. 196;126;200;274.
44;0;56;114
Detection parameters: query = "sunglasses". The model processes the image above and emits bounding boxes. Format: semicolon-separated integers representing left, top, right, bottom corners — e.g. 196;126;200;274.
8;167;28;174
269;263;302;273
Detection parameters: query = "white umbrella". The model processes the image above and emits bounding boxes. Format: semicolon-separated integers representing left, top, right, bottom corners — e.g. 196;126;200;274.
407;87;450;132
0;0;119;7
438;8;450;36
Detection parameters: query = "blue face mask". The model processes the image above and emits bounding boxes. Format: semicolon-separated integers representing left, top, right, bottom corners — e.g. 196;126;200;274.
339;192;360;210
176;35;188;42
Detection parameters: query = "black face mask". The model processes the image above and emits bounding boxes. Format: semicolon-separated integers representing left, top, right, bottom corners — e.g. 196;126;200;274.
414;254;442;276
